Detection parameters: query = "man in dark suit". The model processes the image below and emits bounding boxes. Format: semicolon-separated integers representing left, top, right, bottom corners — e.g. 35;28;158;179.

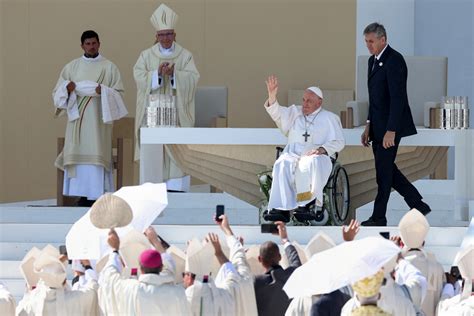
360;22;431;226
310;289;351;316
254;221;302;316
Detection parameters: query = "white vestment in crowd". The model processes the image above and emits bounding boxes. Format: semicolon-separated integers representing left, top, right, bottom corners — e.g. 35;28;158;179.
224;235;259;316
403;249;444;316
394;257;428;312
437;283;474;316
98;252;191;315
284;295;319;316
341;277;417;316
134;42;199;191
437;295;474;316
16;279;99;316
0;282;16;316
265;100;345;210
185;262;237;316
53;54;125;200
342;259;425;316
71;268;98;291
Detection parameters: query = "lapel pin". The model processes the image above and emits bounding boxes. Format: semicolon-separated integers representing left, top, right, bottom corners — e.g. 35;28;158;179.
379;62;383;67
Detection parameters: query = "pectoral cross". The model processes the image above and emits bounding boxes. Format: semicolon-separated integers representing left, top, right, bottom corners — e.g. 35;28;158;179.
302;131;310;142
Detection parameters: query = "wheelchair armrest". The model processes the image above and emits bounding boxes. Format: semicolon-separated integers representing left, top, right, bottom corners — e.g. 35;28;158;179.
346;101;369;127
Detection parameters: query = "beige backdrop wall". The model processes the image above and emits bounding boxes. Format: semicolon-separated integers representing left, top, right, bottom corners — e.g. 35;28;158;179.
0;0;4;201
0;0;356;202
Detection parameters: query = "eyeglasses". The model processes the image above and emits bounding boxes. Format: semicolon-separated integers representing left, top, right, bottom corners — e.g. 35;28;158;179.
157;32;175;38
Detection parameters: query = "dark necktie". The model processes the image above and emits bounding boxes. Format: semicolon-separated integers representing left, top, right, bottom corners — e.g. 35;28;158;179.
372;58;377;72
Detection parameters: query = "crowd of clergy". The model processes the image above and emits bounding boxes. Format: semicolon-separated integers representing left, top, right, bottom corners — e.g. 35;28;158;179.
3;3;473;314
0;198;473;316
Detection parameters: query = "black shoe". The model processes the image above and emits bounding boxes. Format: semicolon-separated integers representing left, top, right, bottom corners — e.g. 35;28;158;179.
295;199;316;213
295;205;310;214
76;197;95;207
413;201;431;216
361;217;387;226
263;209;291;223
294;210;325;222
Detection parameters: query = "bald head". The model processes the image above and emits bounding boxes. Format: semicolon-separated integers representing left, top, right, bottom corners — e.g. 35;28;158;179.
259;241;281;267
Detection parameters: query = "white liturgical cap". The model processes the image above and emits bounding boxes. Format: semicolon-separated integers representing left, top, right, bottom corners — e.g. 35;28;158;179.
34;251;67;288
120;229;152;273
167;245;186;283
455;245;474;280
306;86;323;99
399;208;429;249
245;245;266;275
20;247;41;289
306;232;336;257
185;240;214;279
151;4;178;31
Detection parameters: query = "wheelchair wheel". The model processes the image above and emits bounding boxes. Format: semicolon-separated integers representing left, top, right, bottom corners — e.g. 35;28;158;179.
310;209;329;226
328;164;350;225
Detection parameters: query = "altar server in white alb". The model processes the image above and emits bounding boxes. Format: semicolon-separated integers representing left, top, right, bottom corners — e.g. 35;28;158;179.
134;3;200;192
398;208;444;316
0;282;15;316
16;248;99;316
99;228;191;315
437;245;474;315
53;30;127;206
263;75;345;222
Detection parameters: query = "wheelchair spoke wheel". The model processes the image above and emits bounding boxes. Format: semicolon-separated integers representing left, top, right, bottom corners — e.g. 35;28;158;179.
329;165;350;225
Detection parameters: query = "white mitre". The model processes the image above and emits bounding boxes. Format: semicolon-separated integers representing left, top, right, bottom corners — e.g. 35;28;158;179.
305;231;336;257
454;245;474;299
151;4;178;31
399;208;429;249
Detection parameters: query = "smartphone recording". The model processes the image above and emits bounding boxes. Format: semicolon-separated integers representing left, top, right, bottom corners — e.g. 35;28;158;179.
261;223;279;234
215;205;225;222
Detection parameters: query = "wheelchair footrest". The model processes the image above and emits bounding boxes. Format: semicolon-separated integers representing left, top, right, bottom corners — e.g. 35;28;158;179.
293;209;325;222
262;209;291;223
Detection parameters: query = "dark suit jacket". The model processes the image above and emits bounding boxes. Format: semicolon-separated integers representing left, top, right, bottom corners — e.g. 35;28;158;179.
310;289;351;316
367;45;417;142
254;244;302;316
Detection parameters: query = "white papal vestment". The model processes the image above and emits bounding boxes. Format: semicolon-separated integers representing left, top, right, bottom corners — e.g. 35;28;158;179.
265;100;345;210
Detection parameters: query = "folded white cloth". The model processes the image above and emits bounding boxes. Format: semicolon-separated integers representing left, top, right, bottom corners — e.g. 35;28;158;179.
100;84;128;124
53;80;127;123
53;81;79;121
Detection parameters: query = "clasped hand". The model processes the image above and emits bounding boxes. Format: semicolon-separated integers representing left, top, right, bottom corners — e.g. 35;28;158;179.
159;62;174;76
66;81;101;95
305;147;326;156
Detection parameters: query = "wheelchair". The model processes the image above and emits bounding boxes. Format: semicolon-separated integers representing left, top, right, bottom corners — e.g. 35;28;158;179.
262;147;350;226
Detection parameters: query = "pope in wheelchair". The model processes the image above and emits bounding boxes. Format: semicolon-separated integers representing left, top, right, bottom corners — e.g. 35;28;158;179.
263;76;345;223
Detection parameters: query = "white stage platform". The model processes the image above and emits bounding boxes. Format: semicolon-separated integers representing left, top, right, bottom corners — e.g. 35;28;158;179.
140;127;474;221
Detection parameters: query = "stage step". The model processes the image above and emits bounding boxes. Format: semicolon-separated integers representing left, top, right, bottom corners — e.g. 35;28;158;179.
0;192;259;225
355;179;470;226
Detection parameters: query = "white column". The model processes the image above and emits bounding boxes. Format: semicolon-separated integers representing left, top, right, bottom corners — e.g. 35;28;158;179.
454;129;474;220
139;141;163;184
